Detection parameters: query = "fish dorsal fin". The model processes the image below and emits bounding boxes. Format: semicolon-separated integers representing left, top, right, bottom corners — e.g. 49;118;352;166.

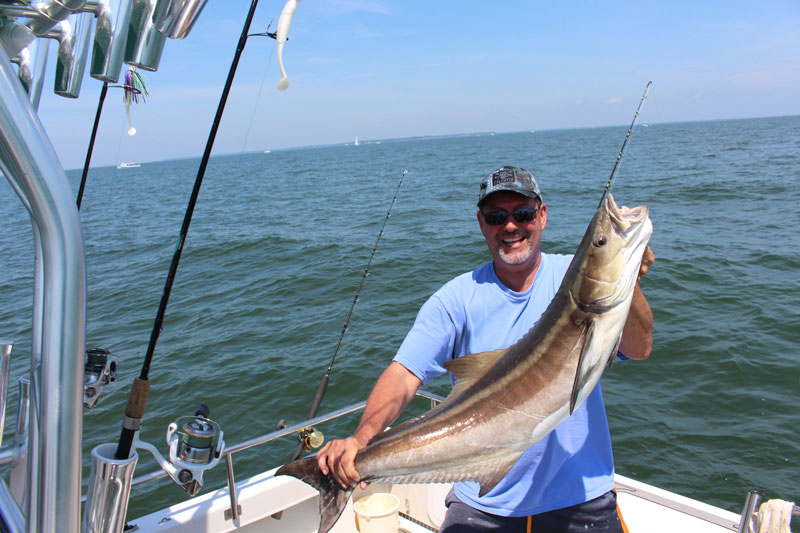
442;348;507;404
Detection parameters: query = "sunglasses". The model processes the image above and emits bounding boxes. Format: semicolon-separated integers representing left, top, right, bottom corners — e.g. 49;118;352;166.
482;207;538;226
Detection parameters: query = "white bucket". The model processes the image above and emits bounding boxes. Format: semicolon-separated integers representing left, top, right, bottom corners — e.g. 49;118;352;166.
354;492;400;533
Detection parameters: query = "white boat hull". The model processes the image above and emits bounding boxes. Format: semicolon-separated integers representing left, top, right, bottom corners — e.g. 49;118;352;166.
129;468;740;532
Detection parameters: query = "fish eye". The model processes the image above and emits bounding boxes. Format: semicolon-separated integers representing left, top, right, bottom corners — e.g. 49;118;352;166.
593;236;607;247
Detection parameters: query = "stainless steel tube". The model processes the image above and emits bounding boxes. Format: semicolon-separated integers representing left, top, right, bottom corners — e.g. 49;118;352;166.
82;443;138;533
0;344;11;447
0;0;89;58
90;0;134;82
153;0;208;39
53;13;92;98
125;0;166;71
0;44;86;533
738;490;764;533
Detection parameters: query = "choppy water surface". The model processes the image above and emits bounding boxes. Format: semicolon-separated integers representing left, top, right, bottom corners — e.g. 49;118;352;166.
1;115;798;518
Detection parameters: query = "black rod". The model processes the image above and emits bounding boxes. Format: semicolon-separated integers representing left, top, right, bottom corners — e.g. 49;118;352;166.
76;82;108;210
291;169;408;461
115;0;262;460
598;81;652;208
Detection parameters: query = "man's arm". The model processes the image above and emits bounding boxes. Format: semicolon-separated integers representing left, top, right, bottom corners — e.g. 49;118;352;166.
316;361;422;488
618;246;655;360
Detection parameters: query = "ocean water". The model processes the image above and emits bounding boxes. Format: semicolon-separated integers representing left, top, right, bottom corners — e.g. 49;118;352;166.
0;115;798;520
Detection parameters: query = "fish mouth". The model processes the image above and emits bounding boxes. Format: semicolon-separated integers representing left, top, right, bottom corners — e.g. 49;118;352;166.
606;194;649;234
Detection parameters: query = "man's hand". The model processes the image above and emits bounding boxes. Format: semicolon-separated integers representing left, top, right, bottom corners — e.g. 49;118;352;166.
316;436;367;489
638;246;655;281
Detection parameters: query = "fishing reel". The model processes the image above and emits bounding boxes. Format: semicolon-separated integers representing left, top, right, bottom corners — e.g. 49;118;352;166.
297;427;324;453
83;348;117;408
277;419;325;454
135;404;225;496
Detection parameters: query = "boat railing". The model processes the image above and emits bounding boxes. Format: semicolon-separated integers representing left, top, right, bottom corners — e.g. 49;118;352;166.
124;390;445;493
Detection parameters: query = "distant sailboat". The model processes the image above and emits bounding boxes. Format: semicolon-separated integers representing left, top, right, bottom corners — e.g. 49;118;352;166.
354;136;359;146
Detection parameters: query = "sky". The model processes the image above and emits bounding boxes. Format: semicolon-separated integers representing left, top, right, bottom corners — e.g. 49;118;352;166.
29;0;800;169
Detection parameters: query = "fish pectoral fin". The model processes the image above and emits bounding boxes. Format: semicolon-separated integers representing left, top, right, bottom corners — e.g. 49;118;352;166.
569;319;596;415
275;457;353;533
606;334;622;369
442;348;506;403
475;452;524;497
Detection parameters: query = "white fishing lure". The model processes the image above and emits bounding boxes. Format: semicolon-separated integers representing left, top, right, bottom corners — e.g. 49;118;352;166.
276;0;300;91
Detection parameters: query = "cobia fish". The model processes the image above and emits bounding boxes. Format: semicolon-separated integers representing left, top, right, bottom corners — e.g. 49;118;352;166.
275;0;300;91
276;194;653;533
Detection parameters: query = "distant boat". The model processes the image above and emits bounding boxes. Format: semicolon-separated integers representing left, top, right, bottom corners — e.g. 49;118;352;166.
264;150;271;153
354;136;359;146
116;162;140;169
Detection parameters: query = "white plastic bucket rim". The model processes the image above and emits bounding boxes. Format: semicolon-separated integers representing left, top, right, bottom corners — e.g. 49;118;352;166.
354;493;400;533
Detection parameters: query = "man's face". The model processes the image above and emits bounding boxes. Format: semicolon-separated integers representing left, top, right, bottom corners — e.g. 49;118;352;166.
478;192;547;267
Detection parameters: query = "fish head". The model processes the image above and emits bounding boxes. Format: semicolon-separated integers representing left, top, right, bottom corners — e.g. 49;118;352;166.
571;194;653;312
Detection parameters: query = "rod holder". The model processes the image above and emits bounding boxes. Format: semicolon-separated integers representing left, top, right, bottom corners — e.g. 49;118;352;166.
125;0;166;71
153;0;208;39
53;13;93;98
0;343;12;448
82;443;139;533
90;0;135;82
739;489;764;533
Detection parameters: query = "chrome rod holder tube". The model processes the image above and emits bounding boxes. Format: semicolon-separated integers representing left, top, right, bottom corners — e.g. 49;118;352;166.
738;489;764;533
17;39;51;109
82;443;138;533
125;0;166;71
153;0;208;39
10;377;31;510
0;343;11;447
90;0;134;82
0;0;89;58
53;13;93;98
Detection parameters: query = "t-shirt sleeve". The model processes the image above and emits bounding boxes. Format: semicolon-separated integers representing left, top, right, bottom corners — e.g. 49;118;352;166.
393;293;458;385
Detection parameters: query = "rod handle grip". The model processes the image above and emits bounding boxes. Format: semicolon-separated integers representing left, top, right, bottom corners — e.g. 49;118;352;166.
124;377;150;419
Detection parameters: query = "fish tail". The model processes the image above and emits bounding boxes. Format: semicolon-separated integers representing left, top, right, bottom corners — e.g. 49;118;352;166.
275;457;353;533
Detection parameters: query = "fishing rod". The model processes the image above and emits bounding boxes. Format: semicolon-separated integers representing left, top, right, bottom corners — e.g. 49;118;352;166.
114;0;265;461
78;69;148;209
291;169;408;461
598;81;652;208
76;82;108;210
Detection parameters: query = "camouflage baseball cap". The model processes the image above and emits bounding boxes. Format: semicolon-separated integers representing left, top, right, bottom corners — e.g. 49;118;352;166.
477;166;542;206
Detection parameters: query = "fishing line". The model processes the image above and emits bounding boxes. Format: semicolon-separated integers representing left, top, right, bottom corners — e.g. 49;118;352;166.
598;81;652;208
242;21;277;153
291;169;408;461
114;0;264;461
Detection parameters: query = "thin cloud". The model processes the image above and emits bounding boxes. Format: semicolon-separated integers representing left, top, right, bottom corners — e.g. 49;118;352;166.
606;97;623;104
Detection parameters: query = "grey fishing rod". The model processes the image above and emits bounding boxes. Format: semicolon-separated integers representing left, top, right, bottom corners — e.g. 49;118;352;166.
114;0;264;461
291;169;408;461
598;81;652;207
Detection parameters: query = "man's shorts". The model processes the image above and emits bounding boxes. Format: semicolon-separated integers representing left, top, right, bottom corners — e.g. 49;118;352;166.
438;488;625;532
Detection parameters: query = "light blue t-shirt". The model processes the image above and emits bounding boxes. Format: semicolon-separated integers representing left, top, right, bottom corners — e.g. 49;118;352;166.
393;253;616;516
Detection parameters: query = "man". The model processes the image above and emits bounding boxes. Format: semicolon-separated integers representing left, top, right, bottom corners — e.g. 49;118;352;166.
316;166;655;532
